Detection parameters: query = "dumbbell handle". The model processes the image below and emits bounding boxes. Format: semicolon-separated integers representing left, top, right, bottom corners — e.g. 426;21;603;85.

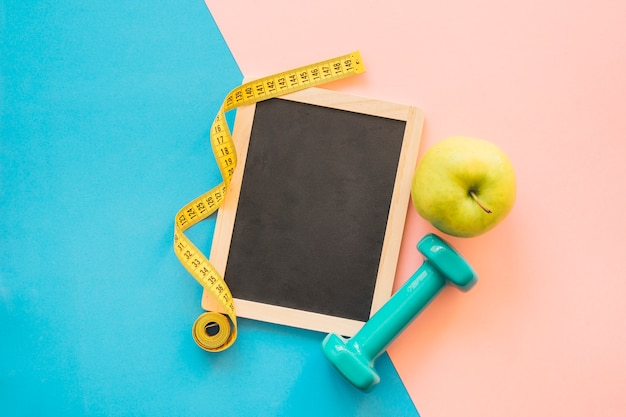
348;263;445;360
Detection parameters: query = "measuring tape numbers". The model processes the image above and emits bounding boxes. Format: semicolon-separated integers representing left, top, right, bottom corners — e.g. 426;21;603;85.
174;51;366;352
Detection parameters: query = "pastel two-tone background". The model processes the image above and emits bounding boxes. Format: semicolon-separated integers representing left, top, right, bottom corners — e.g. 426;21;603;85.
2;1;625;416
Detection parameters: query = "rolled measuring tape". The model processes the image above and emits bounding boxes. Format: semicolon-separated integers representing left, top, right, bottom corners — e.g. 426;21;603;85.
174;51;366;351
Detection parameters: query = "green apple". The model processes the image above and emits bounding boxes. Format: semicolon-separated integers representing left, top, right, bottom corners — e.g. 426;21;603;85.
411;136;516;237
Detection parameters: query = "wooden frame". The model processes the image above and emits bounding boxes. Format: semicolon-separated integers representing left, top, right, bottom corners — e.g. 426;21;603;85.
203;86;424;336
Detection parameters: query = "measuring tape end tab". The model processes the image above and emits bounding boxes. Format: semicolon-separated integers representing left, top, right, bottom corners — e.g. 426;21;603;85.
350;51;366;74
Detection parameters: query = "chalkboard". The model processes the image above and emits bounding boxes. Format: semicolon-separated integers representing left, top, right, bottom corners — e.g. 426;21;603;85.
205;87;423;336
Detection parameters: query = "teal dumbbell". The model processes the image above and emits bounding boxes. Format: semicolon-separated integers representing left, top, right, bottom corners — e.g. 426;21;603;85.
322;233;477;391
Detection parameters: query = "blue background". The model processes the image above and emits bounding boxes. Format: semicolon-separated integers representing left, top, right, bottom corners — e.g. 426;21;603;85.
0;1;418;415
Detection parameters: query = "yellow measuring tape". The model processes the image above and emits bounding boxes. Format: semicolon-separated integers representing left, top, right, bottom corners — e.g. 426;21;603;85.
174;51;366;351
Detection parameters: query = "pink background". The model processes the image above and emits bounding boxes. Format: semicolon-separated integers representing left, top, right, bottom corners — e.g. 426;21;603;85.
204;1;626;415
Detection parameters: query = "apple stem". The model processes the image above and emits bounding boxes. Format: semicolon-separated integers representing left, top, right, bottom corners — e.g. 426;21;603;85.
469;190;492;214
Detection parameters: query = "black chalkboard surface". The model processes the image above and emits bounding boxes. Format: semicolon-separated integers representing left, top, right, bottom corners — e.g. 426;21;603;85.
205;87;423;336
